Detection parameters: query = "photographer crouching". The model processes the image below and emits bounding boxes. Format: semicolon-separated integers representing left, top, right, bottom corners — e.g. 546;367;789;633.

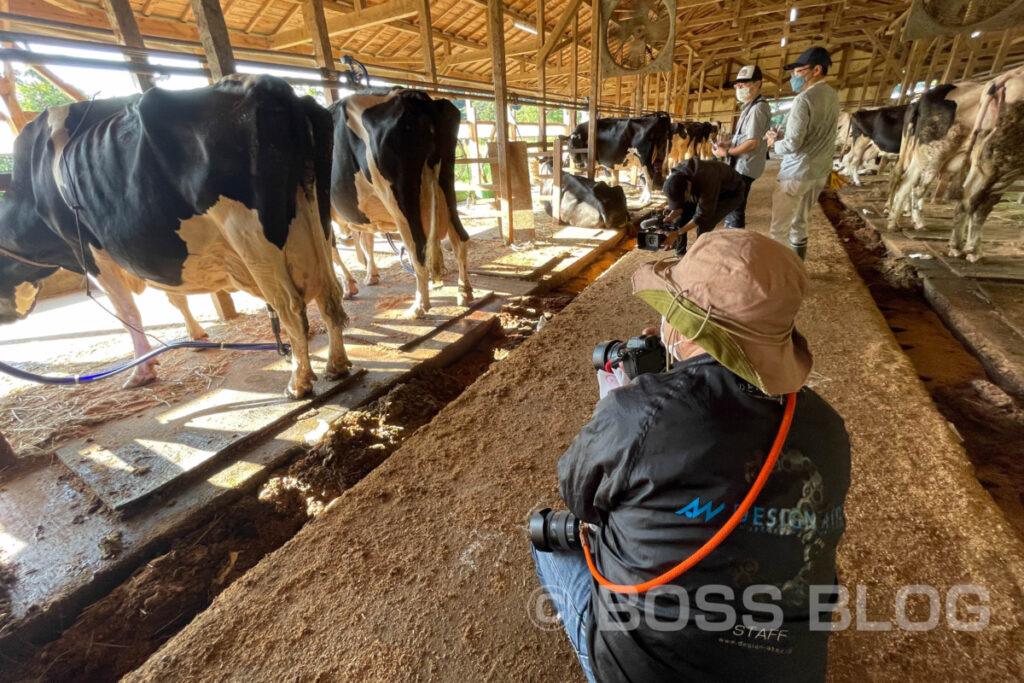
529;231;850;683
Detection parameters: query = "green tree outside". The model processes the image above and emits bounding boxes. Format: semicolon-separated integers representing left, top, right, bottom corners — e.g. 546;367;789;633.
15;68;73;112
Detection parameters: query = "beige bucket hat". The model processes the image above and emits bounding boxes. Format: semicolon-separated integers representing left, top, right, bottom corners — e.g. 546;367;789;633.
631;230;812;395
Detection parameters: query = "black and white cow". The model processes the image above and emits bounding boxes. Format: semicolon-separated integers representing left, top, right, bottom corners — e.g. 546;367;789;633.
329;88;472;319
887;81;984;232
0;75;350;398
569;113;671;203
838;104;907;185
539;169;629;230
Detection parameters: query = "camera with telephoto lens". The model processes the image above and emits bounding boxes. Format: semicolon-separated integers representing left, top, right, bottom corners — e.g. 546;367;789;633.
593;334;665;379
530;508;582;552
638;215;669;251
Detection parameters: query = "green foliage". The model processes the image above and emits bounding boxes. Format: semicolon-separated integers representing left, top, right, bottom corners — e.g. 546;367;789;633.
15;69;72;113
471;100;495;121
0;154;13;174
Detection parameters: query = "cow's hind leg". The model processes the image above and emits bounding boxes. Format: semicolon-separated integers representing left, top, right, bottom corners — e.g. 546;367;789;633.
448;229;473;307
404;262;431;319
359;232;379;285
165;293;209;341
331;244;359;299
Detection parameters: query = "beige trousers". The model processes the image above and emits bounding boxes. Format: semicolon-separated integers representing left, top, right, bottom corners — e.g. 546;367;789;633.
769;177;827;247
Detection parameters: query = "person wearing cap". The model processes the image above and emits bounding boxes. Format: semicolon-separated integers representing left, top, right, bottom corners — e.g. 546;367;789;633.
531;230;851;683
712;64;773;228
764;46;840;259
659;158;748;254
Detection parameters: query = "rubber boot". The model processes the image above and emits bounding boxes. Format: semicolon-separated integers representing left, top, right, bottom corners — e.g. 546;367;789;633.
790;242;807;260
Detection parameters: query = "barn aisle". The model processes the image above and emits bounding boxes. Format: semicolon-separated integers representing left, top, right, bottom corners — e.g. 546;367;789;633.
124;164;1024;682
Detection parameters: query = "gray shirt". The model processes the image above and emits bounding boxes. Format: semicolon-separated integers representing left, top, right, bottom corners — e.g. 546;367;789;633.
775;80;840;181
730;95;772;179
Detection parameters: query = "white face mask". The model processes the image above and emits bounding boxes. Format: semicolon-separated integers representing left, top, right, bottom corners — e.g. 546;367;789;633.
735;87;752;103
660;316;684;361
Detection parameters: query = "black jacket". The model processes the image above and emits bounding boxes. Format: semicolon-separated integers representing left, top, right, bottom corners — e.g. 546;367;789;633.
559;355;850;683
667;159;748;233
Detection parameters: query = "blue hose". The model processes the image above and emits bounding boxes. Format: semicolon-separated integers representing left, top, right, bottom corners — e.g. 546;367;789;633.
0;340;288;385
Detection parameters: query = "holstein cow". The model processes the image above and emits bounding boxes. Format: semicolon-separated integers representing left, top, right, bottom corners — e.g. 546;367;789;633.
569;113;671;203
538;161;629;230
950;64;1024;260
839;104;907;185
0;75;350;399
665;121;719;170
887;81;984;232
329;88;472;319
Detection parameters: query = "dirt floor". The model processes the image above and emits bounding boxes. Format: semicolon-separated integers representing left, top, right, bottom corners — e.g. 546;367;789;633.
120;165;1024;682
821;191;1024;542
0;239;630;681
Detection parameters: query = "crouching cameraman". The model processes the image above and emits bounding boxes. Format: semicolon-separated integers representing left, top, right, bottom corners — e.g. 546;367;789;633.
530;231;851;683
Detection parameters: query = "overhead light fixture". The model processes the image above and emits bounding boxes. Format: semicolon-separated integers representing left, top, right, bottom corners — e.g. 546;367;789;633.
970;30;981;38
790;8;797;21
513;20;538;35
781;37;787;47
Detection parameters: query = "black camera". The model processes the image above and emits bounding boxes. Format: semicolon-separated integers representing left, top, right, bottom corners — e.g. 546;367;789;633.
593;334;665;379
530;508;582;552
638;215;669;251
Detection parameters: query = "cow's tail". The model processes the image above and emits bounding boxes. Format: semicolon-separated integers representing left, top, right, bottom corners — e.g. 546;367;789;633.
424;165;445;282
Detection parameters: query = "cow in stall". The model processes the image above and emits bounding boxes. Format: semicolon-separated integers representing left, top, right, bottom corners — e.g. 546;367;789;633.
835;111;852;155
329;88;472;319
569;113;671;203
949;64;1024;260
886;81;985;232
665;121;719;170
0;75;350;399
536;158;629;230
839;104;907;185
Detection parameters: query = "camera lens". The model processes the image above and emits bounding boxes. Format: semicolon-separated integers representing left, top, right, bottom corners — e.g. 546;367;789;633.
593;340;623;371
529;508;582;552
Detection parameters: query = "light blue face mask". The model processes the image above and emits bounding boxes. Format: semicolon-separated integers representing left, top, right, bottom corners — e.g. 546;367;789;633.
790;73;807;92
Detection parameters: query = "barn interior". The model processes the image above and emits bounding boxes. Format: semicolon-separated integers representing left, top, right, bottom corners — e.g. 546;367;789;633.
0;0;1023;680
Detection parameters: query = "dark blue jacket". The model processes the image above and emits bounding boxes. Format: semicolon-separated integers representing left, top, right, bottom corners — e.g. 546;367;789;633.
559;354;850;683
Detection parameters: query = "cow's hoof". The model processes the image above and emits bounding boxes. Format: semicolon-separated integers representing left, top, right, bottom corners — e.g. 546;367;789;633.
457;292;474;307
966;252;981;263
402;305;427;319
123;366;158;389
286;376;316;399
430;280;444;291
364;275;380;286
325;361;352;381
343;281;359;299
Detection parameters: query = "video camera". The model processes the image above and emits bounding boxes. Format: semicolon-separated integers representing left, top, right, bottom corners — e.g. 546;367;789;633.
637;215;670;251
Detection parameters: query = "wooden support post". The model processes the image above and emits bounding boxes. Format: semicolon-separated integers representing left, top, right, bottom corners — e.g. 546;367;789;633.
487;0;514;243
102;0;156;91
416;0;436;83
536;0;545;149
663;63;674;113
0;61;27;131
569;13;578;130
941;33;963;85
857;43;878;108
633;74;644;115
990;29;1012;76
586;0;600;180
695;68;706;118
682;49;693;117
896;41;919;105
466;98;483;204
873;34;899;106
212;291;238;320
508;141;534;241
552;136;563;224
302;0;339;102
960;47;976;82
191;0;235;79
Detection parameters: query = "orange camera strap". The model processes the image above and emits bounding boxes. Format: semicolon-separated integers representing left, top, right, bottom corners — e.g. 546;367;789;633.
581;392;797;594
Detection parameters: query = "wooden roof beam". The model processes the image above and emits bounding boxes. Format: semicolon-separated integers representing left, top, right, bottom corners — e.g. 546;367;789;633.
271;0;418;49
537;0;581;64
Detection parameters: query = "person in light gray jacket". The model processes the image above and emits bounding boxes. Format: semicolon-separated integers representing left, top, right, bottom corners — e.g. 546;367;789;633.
765;47;839;260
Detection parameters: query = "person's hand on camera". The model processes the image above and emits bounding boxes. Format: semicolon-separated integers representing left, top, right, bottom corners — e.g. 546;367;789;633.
660;231;680;250
711;141;729;158
663;208;682;225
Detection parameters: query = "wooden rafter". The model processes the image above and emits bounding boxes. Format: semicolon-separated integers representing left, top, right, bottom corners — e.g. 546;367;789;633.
272;0;417;49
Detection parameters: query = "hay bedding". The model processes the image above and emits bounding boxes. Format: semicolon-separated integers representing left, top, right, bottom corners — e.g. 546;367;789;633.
0;308;318;465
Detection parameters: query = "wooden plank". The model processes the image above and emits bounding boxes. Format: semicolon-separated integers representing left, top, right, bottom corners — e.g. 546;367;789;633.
569;11;578;130
301;0;338;101
443;38;540;67
508;141;535;242
991;29;1013;76
416;0;435;82
586;0;599;180
536;0;544;147
488;0;513;243
0;60;26;131
552;135;563;224
537;0;582;64
272;0;418;49
102;0;155;91
682;47;693;116
941;33;962;84
857;41;877;108
190;0;235;79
